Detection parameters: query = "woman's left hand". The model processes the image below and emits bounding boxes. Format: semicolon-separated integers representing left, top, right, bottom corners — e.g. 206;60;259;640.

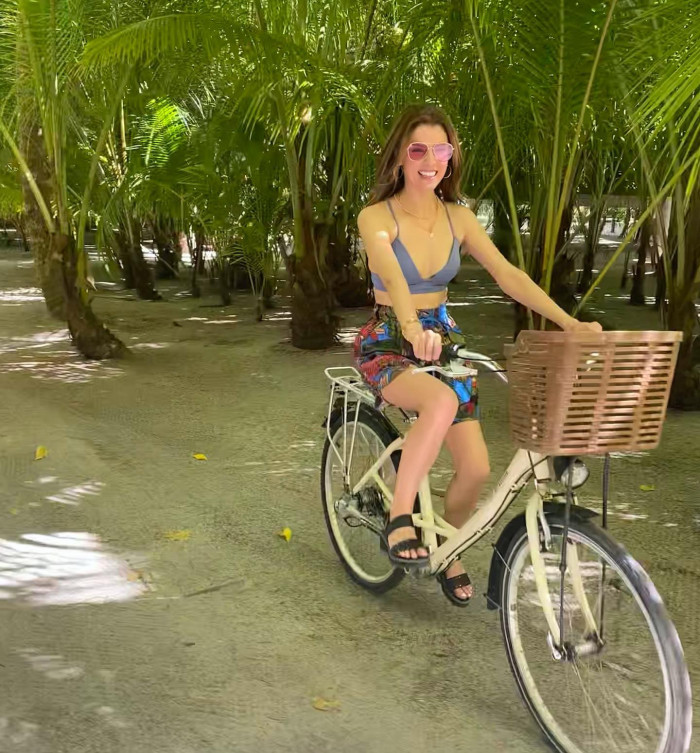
562;317;603;333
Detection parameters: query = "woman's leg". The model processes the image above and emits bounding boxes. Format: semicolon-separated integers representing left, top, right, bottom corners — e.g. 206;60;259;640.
442;420;491;599
380;370;459;560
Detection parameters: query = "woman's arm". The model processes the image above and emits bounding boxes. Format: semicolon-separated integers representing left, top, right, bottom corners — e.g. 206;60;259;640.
358;206;418;330
457;206;600;331
358;206;443;359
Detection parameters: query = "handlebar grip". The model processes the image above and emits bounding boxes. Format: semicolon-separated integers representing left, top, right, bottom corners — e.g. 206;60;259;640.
439;342;463;365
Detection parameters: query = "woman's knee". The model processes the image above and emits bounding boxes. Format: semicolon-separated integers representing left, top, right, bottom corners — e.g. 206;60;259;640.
382;372;458;424
421;387;459;427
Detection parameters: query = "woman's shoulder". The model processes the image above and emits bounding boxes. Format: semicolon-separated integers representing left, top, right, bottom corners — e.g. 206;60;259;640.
358;201;397;239
443;200;475;227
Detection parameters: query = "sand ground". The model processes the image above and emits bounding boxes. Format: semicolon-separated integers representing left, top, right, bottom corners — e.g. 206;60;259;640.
0;242;698;753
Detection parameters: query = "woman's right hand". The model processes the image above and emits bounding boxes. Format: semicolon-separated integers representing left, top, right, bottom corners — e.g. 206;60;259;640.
403;321;443;362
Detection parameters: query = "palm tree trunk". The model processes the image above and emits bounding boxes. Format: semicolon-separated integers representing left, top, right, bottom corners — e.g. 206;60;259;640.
218;256;232;305
58;232;126;359
20;125;65;319
152;218;179;279
190;235;202;298
668;182;700;409
286;246;338;348
15;215;30;253
618;205;632;238
116;221;160;300
21;123;125;358
579;204;605;293
327;217;371;308
654;254;666;310
491;193;513;260
287;143;338;348
630;218;651;306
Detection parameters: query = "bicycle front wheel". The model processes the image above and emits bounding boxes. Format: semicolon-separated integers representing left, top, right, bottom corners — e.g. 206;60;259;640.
500;514;691;753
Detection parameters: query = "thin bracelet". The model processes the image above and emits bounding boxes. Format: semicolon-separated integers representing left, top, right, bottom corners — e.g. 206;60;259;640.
401;316;420;332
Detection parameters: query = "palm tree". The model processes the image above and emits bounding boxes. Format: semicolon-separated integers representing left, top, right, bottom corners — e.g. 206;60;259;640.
83;0;414;348
577;0;700;407
0;0;126;357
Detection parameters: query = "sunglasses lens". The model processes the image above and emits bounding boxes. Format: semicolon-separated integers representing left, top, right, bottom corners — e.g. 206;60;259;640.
408;143;429;161
434;143;454;162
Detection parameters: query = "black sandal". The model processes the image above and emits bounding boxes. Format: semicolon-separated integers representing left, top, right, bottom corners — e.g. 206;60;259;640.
382;514;429;569
437;565;473;607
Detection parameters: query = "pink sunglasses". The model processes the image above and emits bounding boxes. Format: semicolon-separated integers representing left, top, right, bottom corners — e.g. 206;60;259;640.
406;141;454;162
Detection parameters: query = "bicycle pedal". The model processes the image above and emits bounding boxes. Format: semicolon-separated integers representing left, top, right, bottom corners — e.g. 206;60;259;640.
406;564;432;578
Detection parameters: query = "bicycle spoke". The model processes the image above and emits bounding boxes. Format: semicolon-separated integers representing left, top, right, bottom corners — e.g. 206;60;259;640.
504;525;673;753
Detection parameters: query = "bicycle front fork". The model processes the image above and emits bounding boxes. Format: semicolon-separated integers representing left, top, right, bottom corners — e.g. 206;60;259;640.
525;491;603;660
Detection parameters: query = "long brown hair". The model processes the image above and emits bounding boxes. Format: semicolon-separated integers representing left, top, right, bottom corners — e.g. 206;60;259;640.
368;105;463;206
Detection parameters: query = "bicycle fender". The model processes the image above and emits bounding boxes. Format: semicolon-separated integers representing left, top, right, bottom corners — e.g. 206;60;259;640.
485;502;598;611
322;402;400;445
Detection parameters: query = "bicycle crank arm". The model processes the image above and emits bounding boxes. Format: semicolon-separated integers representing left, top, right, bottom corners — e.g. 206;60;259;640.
334;498;385;536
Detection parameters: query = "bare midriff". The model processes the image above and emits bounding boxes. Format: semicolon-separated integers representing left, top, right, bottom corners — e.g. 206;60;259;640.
373;288;448;311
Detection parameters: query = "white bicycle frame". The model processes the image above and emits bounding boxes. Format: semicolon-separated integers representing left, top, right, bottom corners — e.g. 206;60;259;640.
324;350;599;648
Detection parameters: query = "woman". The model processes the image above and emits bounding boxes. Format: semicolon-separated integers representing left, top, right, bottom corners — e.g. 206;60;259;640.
354;105;601;606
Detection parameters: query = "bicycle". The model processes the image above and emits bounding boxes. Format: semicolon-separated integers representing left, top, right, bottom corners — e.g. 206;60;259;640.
320;329;692;753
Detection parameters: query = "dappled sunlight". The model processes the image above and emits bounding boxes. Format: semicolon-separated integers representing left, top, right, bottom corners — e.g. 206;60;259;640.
203;319;238;325
0;357;124;383
448;294;509;306
254;459;317;476
131;342;170;349
0;328;70;355
43;480;105;506
603;292;657;305
15;648;84;680
0;532;146;606
336;327;359;344
0;287;44;304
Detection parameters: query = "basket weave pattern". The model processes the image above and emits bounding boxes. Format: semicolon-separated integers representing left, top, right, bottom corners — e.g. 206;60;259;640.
506;330;682;456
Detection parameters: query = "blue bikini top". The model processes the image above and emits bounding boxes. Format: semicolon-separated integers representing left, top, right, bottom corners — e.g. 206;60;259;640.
371;199;461;294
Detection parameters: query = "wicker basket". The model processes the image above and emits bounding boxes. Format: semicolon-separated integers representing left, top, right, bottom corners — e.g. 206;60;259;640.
506;330;682;456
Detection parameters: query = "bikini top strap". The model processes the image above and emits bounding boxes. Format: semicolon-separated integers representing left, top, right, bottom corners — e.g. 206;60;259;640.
386;199;400;238
442;199;456;240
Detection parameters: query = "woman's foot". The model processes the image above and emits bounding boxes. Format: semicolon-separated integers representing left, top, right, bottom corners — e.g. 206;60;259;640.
384;514;429;567
387;522;429;560
441;560;473;603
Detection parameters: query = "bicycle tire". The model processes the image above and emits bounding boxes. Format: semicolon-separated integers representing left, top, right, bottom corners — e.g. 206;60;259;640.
320;405;405;593
499;514;692;753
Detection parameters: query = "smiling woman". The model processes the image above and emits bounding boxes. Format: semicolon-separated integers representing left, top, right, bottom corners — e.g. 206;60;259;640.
353;104;602;603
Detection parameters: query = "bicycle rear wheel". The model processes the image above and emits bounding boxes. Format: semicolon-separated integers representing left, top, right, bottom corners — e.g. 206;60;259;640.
500;514;692;753
321;405;404;593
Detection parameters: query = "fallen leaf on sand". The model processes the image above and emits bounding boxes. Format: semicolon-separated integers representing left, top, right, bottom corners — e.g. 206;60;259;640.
277;527;292;542
35;446;48;461
163;530;192;542
640;484;656;492
312;697;340;712
192;453;207;461
9;508;19;515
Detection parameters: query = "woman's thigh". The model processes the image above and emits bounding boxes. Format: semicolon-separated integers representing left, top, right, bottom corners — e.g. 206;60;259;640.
381;368;458;418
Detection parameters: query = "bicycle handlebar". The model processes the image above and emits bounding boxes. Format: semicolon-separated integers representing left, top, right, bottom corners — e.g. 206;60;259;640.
412;343;509;384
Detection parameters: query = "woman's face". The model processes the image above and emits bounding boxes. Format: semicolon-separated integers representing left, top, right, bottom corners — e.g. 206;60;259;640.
399;123;452;193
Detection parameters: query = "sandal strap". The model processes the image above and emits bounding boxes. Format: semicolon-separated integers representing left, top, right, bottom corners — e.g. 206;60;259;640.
385;514;415;536
444;572;472;589
389;538;424;555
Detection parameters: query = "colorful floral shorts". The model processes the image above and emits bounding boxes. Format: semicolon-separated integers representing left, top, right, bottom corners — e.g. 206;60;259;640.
353;304;479;423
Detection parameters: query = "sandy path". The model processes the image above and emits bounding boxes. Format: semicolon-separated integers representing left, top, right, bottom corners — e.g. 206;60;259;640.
0;247;698;752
